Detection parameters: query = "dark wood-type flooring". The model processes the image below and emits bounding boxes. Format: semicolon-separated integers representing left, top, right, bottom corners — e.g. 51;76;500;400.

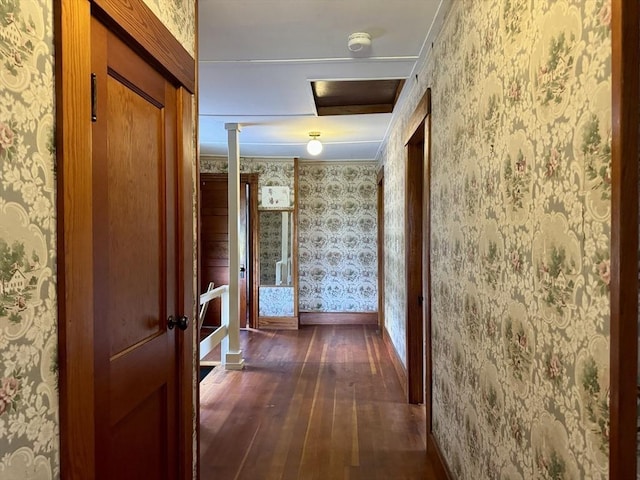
200;325;435;480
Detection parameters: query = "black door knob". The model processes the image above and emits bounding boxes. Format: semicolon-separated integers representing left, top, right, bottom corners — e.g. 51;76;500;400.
168;315;189;331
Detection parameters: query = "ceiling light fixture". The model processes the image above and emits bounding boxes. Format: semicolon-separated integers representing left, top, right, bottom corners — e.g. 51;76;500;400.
347;32;371;52
307;132;323;156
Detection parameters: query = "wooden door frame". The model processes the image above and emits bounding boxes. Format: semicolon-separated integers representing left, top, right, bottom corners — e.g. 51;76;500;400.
377;167;385;335
422;97;433;435
55;0;196;478
199;173;259;328
610;1;639;477
404;89;431;405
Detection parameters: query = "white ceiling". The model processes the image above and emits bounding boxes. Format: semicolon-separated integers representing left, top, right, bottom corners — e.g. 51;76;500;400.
198;0;449;161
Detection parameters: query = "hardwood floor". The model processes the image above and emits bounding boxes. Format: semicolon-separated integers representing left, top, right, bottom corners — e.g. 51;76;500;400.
200;325;436;480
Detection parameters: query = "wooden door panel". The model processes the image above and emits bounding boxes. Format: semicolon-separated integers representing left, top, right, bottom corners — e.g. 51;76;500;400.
106;29;166;103
201;194;228;207
201;233;228;243
202;267;230;289
200;180;228;327
201;222;228;236
109;389;165;480
106;76;164;356
92;17;179;479
202;242;229;258
201;206;229;216
202;187;228;201
109;334;170;425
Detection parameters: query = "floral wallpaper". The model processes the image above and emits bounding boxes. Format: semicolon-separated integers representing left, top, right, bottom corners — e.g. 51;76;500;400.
258;287;294;317
259;210;280;284
298;162;377;313
0;1;195;478
259;210;291;285
0;0;58;477
381;0;611;478
142;0;195;57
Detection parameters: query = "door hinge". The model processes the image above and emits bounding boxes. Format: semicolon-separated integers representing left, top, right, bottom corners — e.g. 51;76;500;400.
91;73;97;122
418;295;424;306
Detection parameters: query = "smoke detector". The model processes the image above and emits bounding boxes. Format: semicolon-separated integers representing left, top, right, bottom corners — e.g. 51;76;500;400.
347;32;371;52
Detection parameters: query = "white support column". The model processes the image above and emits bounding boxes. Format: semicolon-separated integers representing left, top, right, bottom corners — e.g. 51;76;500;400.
224;123;245;370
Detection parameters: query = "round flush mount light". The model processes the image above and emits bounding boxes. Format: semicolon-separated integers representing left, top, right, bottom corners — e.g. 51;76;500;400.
306;132;323;156
347;32;371;52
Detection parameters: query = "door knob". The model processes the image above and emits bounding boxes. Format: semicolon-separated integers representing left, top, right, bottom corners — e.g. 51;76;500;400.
168;315;189;331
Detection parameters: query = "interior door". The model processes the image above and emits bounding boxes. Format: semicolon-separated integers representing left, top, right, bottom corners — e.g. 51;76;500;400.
200;176;249;328
91;17;184;479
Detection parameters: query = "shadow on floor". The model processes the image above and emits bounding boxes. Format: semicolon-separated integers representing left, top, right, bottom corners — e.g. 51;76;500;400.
199;366;215;382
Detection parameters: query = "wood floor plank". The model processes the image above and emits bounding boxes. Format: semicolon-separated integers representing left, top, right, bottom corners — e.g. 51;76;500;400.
200;325;435;479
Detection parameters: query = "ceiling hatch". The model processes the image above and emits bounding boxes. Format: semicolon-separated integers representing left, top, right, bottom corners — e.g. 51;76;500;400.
311;79;405;116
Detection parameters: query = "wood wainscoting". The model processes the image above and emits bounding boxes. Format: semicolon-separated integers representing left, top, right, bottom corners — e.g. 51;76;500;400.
299;312;378;326
257;316;299;330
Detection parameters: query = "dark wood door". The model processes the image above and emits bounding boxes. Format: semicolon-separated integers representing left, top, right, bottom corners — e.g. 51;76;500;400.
200;176;249;327
91;18;183;479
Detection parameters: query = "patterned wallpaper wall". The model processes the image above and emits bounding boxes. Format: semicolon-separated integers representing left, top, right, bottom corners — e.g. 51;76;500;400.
259;211;279;284
0;0;58;476
259;211;291;285
298;162;377;312
142;0;195;57
381;0;611;478
0;1;195;478
259;287;294;317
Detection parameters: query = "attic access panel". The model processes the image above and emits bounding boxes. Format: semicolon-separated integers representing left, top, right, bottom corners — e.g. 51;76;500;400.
311;79;405;116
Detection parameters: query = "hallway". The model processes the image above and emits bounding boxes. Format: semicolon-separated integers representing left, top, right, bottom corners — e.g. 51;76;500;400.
200;325;435;479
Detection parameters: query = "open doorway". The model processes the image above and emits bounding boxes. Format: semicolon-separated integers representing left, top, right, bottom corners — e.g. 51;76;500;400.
199;173;258;331
378;167;385;335
405;128;424;405
404;89;431;406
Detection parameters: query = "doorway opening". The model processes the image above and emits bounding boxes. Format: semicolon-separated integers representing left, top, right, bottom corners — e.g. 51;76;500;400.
199;173;258;332
404;89;432;424
405;131;424;405
377;167;385;335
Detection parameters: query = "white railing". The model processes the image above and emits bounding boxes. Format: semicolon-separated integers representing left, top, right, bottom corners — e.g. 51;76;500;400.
199;282;230;367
